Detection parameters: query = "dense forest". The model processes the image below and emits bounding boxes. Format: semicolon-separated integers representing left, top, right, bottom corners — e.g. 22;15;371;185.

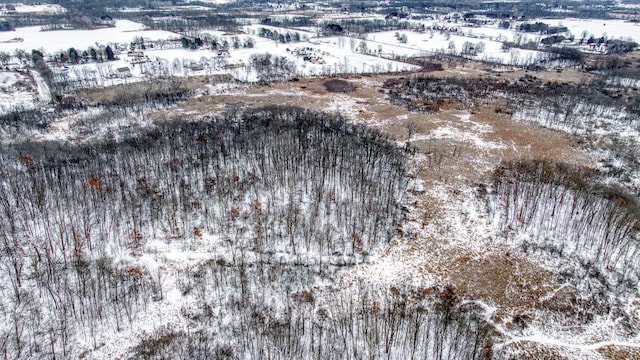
0;105;495;358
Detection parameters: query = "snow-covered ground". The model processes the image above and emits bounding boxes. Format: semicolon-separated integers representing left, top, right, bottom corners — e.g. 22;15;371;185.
542;18;640;42
0;20;177;54
364;30;546;65
0;14;636;93
429;18;640;44
42;23;544;88
1;61;639;358
31;70;51;103
1;4;640;357
0;71;38;112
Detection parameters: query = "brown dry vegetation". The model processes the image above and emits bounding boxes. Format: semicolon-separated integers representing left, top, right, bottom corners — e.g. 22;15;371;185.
507;341;571;360
79;74;235;104
598;345;640;359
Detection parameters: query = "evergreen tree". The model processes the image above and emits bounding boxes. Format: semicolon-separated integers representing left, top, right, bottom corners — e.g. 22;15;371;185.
105;45;115;61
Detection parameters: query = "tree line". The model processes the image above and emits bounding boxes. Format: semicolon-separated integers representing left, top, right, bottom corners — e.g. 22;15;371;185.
130;281;494;359
484;160;640;332
383;74;640;131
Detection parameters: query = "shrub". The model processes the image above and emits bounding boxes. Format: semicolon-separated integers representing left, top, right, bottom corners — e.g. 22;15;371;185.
323;79;356;93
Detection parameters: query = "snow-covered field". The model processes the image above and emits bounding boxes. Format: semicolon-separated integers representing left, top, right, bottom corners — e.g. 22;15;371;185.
430;18;640;45
364;30;546;65
542;18;640;42
0;20;177;54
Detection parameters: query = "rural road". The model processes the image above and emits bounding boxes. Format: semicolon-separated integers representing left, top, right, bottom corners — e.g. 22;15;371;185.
31;70;52;103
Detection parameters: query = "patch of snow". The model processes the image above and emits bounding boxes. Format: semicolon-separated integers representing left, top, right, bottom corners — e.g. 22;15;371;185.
413;124;505;150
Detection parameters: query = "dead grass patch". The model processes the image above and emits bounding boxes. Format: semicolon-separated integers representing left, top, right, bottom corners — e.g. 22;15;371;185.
598;345;640;360
81;74;234;104
505;341;570;360
447;253;555;309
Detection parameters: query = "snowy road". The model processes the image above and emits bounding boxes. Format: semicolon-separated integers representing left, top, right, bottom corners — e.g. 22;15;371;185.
31;70;52;103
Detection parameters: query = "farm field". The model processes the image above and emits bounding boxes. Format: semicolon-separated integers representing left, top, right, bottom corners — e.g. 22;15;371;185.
0;20;177;53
